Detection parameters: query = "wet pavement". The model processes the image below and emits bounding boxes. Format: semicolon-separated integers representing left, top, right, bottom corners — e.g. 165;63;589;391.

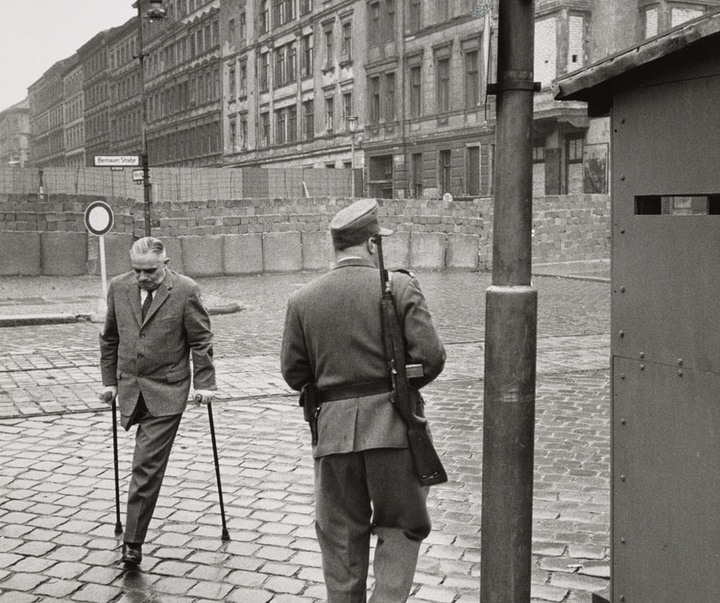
0;263;611;603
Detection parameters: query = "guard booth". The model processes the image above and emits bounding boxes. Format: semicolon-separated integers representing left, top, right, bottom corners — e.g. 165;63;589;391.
554;12;720;603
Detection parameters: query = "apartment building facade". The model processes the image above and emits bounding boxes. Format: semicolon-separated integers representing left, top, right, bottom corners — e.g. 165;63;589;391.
0;100;30;168
21;0;720;198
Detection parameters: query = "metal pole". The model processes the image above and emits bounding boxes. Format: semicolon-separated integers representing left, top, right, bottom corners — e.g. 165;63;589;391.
480;0;537;601
137;0;152;236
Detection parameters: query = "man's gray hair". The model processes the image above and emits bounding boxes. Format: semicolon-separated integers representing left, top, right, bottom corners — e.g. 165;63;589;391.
131;237;165;257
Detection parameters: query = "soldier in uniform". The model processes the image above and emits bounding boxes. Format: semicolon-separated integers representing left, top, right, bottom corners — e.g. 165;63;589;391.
280;199;446;602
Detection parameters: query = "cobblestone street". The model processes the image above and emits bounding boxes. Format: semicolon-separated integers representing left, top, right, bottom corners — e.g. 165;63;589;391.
0;269;611;602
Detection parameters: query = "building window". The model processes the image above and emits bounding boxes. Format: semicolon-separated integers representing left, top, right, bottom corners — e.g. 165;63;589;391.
464;50;479;108
385;0;395;43
341;21;352;59
240;115;247;149
385;72;396;122
370;76;381;124
408;0;422;32
260;52;270;91
369;2;381;47
228;18;236;42
276;108;287;144
533;140;545;163
411;152;423;198
240;11;247;42
439;149;452;193
342;91;352;124
437;1;448;23
466;146;480;196
304;99;314;139
260;0;269;33
261;111;270;146
409;64;422;117
239;60;247;96
288;105;297;142
324;26;334;68
300;0;312;14
229;120;237;151
301;33;314;77
229;66;236;99
325;96;334;131
437;57;450;114
276;46;287;85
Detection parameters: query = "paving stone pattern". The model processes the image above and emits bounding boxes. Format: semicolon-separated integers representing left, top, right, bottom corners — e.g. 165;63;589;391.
0;271;611;602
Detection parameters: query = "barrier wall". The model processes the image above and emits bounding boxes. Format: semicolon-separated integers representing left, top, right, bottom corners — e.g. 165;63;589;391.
0;192;610;277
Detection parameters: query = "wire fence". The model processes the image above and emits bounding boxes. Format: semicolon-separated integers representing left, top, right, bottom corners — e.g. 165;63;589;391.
0;166;357;202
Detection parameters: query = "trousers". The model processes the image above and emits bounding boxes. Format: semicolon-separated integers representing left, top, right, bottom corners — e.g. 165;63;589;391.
314;447;431;603
123;394;183;544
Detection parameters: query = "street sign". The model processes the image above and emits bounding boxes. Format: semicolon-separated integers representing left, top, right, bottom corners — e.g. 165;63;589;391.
132;169;144;182
84;201;114;236
93;155;140;167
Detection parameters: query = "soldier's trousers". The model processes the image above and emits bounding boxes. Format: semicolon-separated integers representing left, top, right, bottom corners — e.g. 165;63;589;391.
314;447;431;603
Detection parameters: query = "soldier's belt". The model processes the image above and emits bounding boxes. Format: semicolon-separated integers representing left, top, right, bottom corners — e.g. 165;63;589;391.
318;380;392;402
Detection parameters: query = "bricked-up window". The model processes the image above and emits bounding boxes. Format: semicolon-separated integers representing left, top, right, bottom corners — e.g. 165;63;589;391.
439;149;452;194
566;134;584;194
369;76;381;124
385;72;396;122
642;6;659;39
409;64;422;117
567;14;585;71
408;0;422;32
534;16;557;88
385;0;395;43
301;34;314;77
436;57;450;114
464;49;479;108
300;0;312;14
240;12;246;42
304;99;314;139
240;114;248;149
436;1;448;23
533;140;545;163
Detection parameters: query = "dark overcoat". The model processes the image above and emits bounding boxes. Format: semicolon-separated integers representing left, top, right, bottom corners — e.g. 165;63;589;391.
99;269;216;428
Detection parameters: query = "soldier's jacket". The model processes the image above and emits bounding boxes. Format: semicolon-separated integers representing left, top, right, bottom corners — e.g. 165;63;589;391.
280;257;445;458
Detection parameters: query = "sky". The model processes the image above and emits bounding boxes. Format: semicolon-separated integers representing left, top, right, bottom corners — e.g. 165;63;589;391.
0;1;137;110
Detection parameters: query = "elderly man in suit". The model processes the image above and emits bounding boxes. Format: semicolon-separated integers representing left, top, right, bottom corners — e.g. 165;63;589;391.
99;236;216;567
281;199;446;603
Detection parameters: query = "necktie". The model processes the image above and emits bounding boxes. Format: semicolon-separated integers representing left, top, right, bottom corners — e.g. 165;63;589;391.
141;290;153;321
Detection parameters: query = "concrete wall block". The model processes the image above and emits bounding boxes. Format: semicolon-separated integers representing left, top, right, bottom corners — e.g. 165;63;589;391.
383;232;411;270
41;232;87;276
411;232;447;270
447;234;480;270
302;230;333;271
263;231;303;273
0;231;42;276
224;234;263;275
163;237;185;275
100;233;135;276
180;235;225;277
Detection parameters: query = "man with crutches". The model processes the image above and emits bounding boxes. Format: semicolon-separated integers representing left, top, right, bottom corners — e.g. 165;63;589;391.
98;236;217;567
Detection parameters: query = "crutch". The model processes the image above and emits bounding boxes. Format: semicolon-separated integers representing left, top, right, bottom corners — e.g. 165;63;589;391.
196;395;230;541
102;390;123;535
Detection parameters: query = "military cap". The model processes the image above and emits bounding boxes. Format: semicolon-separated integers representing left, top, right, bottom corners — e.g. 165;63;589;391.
330;199;393;249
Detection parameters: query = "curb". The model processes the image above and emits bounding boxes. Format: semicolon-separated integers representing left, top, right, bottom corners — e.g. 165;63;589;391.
0;303;244;328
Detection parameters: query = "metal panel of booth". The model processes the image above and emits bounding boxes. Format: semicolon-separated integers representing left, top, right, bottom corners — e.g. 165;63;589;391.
611;61;720;601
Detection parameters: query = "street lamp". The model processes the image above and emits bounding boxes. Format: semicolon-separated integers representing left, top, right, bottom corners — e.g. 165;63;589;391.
347;116;358;197
136;0;166;236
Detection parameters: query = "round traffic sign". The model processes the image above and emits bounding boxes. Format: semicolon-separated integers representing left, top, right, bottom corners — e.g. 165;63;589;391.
84;201;114;236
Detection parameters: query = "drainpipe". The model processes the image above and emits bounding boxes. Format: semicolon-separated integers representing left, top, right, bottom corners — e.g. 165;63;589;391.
481;0;538;601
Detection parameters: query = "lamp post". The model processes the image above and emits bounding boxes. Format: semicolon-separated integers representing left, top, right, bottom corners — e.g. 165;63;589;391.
347;116;358;197
136;0;166;236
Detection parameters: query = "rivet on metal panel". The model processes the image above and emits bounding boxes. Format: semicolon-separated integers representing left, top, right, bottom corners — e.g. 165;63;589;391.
620;174;626;181
619;286;626;293
621;418;626;425
621;475;626;481
620;373;626;379
640;364;645;370
620;596;626;602
678;370;683;377
677;359;683;366
621;537;626;544
619;331;625;338
620;118;626;124
639;352;645;359
620;228;626;234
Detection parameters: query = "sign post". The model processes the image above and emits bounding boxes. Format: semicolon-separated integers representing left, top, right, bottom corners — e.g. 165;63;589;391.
84;201;115;311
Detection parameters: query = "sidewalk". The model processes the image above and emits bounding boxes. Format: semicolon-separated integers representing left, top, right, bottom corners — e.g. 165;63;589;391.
0;266;612;603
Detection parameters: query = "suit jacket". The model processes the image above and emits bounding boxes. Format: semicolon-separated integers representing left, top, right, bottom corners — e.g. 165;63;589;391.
99;269;216;429
280;258;445;457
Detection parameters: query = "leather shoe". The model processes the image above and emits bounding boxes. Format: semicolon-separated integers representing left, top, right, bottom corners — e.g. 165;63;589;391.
121;543;142;566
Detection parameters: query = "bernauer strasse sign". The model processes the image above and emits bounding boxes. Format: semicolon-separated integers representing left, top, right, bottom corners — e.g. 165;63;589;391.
93;155;140;167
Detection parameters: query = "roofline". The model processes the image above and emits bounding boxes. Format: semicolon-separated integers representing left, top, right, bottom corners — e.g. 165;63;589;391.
553;9;720;103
